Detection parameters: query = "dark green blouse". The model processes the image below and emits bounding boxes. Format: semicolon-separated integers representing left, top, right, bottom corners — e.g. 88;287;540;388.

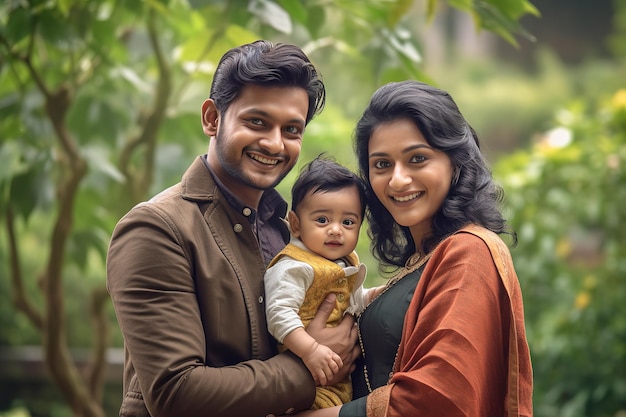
340;267;423;417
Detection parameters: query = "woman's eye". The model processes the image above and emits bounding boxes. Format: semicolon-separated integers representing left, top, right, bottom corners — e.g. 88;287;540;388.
373;160;390;169
411;154;427;163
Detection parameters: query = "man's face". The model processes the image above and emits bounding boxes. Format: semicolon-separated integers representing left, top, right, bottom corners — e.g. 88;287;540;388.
203;85;309;206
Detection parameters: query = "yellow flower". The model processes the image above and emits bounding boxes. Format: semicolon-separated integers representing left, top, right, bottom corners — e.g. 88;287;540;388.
575;292;591;309
612;89;626;110
583;275;597;290
555;238;572;259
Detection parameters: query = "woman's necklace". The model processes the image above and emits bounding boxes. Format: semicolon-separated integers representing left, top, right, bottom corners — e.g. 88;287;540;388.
357;251;433;393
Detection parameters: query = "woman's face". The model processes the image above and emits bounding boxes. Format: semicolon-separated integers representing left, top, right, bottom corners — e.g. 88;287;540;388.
368;118;453;244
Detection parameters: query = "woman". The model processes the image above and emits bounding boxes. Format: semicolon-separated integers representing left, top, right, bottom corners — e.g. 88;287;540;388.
297;81;533;417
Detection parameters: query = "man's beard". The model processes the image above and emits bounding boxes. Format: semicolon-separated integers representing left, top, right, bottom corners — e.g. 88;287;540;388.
213;125;290;191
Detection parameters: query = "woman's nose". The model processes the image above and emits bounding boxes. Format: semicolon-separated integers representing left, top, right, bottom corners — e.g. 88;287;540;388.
389;164;411;189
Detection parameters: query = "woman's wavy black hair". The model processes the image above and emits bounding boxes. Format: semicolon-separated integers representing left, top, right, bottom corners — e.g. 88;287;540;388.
354;81;515;270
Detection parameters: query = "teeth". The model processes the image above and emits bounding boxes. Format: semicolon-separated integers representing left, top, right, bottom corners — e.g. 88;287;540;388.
393;192;421;202
249;154;278;165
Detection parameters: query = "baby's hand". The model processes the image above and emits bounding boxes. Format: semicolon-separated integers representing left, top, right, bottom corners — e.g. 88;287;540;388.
302;341;343;386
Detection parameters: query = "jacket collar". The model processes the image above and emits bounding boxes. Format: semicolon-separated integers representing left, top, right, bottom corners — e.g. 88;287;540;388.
180;155;217;202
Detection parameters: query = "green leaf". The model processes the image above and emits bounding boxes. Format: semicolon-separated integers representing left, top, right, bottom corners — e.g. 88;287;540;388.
388;0;415;27
305;5;325;38
384;27;422;63
37;7;81;50
57;0;72;17
247;0;292;34
9;163;52;221
0;142;28;181
82;144;125;184
4;5;33;45
276;0;307;25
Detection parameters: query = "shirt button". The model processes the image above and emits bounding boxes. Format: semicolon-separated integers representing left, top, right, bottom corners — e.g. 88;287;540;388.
233;224;243;233
243;207;252;216
258;295;264;304
337;294;345;302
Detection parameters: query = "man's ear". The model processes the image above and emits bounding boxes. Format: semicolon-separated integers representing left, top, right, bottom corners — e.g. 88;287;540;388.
201;99;219;136
287;210;301;238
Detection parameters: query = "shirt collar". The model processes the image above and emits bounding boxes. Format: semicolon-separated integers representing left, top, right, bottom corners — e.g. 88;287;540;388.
201;154;286;224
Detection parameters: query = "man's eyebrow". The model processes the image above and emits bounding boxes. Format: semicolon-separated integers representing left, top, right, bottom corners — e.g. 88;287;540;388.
244;108;305;126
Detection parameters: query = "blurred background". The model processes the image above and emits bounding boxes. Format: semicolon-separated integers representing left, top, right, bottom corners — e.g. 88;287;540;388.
0;0;624;416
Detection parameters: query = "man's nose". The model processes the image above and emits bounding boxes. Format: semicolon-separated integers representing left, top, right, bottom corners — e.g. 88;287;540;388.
259;128;285;153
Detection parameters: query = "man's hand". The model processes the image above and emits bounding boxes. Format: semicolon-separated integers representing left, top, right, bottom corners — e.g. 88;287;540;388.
306;294;360;384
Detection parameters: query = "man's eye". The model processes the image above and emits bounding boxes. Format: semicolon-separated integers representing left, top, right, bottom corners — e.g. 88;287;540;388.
249;118;264;126
284;125;303;135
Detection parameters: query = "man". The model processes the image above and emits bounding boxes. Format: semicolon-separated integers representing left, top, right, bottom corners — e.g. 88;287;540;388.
107;40;358;417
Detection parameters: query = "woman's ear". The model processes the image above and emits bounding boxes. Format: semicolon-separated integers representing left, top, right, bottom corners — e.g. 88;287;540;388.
201;99;219;136
287;210;301;238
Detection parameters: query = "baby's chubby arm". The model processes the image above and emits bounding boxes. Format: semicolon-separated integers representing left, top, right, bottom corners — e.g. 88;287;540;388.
283;328;343;386
265;258;343;385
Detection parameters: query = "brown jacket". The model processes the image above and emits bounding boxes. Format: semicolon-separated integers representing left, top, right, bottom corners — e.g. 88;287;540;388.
366;225;533;417
107;156;315;417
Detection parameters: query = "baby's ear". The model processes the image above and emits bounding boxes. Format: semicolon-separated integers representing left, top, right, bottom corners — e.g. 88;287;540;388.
286;210;300;237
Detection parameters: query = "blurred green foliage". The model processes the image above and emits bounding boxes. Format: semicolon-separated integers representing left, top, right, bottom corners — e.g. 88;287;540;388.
1;0;625;416
494;89;626;417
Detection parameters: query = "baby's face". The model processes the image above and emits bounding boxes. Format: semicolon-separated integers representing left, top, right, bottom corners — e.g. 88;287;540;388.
289;185;362;261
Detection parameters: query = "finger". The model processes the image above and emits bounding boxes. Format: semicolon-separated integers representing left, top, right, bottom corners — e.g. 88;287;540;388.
333;353;343;370
335;311;355;331
309;293;336;330
317;369;328;386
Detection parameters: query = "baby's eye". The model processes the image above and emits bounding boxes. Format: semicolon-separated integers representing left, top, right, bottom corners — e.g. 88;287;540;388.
315;216;329;224
343;219;356;226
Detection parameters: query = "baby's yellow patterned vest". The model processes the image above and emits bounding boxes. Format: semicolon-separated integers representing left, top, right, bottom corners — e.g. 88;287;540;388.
268;243;360;408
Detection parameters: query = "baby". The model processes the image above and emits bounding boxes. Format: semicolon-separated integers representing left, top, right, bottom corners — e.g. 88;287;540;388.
264;155;383;409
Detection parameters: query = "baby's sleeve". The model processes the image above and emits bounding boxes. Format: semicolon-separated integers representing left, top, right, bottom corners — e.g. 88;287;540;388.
264;258;315;343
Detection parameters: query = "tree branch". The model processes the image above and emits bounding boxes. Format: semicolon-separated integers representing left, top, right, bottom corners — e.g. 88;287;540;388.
8;14;105;417
118;8;172;204
6;205;44;330
88;286;110;402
